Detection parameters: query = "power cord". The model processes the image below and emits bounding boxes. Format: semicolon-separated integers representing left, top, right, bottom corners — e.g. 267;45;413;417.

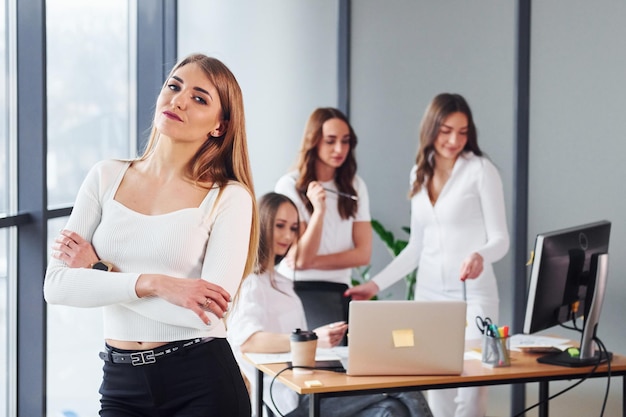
512;356;601;417
268;327;613;417
595;336;611;417
267;361;347;416
513;320;611;417
565;317;612;416
268;364;325;417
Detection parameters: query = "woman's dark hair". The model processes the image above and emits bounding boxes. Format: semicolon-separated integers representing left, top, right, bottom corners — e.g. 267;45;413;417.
256;192;300;276
410;93;482;197
294;107;358;219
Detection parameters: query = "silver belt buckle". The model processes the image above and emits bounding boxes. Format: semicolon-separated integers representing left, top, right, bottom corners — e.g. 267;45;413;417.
130;350;156;366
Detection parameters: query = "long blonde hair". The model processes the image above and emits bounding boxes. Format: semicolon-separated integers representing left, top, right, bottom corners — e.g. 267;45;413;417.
141;53;259;281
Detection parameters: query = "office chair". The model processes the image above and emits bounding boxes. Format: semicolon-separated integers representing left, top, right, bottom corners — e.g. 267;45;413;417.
293;281;351;346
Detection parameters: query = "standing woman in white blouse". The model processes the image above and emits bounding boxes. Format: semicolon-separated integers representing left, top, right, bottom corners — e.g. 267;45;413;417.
44;54;258;416
346;93;510;417
274;107;372;287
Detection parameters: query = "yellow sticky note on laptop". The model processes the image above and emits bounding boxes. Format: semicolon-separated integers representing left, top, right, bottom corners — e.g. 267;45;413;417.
392;329;415;347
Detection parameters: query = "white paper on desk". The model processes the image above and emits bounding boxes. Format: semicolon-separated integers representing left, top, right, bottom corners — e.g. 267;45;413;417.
246;348;342;365
464;350;483;361
330;346;348;358
509;334;573;353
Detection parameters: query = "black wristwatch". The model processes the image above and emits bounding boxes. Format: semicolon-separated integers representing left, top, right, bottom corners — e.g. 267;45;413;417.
91;260;113;272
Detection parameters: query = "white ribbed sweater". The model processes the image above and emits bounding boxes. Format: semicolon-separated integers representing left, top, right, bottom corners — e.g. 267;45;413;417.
44;160;253;342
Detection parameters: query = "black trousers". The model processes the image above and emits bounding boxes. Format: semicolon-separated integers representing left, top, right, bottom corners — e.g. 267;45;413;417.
99;338;250;417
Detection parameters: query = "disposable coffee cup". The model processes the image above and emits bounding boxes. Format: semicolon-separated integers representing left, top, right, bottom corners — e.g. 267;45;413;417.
290;328;318;374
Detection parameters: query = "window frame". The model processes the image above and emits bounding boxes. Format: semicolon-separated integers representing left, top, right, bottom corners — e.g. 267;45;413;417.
1;1;177;416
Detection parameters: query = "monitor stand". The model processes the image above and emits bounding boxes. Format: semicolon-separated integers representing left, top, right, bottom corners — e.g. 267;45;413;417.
538;253;612;368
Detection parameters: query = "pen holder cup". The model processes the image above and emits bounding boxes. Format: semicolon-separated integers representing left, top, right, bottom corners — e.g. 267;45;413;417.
481;335;510;367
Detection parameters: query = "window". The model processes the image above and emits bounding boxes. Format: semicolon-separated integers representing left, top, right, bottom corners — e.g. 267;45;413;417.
45;1;134;415
1;0;11;415
0;230;9;417
0;0;7;217
46;0;134;209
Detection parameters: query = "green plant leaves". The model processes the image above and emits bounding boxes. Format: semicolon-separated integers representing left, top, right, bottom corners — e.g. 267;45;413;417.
372;219;410;256
371;219;395;252
357;219;417;300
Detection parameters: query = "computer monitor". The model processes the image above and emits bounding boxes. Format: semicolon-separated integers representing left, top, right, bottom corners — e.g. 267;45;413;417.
523;220;612;367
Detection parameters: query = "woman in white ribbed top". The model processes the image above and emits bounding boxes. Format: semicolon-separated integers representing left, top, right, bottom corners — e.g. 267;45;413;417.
346;93;510;417
44;54;258;416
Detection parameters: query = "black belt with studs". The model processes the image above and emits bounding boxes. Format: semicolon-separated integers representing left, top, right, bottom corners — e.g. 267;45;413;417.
99;337;213;366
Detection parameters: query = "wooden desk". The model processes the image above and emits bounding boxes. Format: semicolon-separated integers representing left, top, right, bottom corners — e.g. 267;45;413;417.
247;350;626;417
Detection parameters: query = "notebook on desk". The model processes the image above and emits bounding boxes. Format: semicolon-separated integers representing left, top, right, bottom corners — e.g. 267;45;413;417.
343;300;467;376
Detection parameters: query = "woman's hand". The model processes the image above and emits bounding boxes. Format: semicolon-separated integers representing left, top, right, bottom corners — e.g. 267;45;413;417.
51;229;100;269
135;274;231;325
344;280;379;300
51;230;230;325
460;252;484;281
306;181;326;213
314;321;348;348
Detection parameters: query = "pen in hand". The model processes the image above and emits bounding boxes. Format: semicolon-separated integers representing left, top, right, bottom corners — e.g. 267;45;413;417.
323;187;359;201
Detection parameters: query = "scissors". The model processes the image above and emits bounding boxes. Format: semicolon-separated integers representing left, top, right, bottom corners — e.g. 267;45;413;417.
475;316;495;336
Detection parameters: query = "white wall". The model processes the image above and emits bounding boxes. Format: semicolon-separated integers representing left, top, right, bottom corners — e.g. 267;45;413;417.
177;2;626;415
529;2;626;337
349;0;517;311
526;1;626;415
349;2;516;415
178;0;339;197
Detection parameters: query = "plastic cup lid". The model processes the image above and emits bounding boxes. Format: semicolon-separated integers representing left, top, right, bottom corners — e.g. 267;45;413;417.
290;328;318;342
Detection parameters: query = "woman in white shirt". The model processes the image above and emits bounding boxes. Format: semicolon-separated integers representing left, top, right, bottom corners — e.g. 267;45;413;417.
44;54;258;416
274;107;372;287
346;93;510;417
227;192;433;417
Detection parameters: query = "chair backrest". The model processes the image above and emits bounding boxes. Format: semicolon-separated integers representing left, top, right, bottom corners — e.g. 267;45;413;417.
293;281;351;346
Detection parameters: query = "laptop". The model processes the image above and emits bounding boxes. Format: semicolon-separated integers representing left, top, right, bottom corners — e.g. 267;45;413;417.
342;300;467;376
